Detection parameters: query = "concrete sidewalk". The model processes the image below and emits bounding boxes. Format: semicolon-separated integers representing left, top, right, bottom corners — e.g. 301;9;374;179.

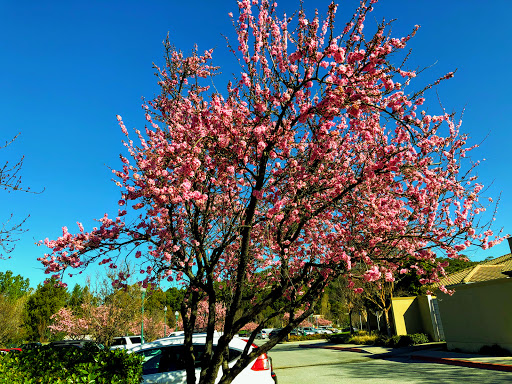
298;341;512;372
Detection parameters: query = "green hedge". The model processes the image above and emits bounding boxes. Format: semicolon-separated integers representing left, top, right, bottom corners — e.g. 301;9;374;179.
0;344;143;384
388;333;430;347
327;332;430;347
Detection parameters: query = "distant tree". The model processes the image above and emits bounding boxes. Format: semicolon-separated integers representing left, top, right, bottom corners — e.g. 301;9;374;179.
393;256;480;296
24;279;68;342
441;256;479;275
49;299;167;345
0;294;28;347
145;285;168;314
240;322;258;332
48;306;89;340
327;275;366;332
166;286;185;312
362;277;394;336
0;270;31;300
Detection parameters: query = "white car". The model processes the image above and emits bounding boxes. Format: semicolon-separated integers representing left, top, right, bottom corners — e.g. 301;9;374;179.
131;333;277;384
255;329;272;339
110;335;142;350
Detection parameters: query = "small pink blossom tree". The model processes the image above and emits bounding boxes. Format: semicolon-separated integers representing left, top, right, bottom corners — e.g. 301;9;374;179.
49;303;166;345
176;300;227;332
49;307;89;340
240;322;258;332
39;1;503;383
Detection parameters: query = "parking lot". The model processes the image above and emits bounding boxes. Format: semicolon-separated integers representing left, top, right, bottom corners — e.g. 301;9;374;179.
268;341;512;384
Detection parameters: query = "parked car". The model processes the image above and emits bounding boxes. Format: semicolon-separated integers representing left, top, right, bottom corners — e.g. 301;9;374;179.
301;327;317;335
0;348;22;354
110;335;142;350
255;329;272;339
269;328;282;338
49;340;104;350
289;328;306;336
131;333;277;384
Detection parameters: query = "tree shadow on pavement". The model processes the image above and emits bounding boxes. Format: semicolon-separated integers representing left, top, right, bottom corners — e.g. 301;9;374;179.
340;356;512;384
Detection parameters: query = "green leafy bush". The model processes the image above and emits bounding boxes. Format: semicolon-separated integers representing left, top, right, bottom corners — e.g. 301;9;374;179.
326;331;430;348
288;333;327;342
326;332;351;344
387;333;430;347
0;344;143;383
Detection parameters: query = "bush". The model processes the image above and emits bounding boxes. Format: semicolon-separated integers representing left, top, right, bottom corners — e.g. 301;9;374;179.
0;344;143;383
326;332;351;344
288;333;327;342
326;331;430;348
346;331;379;345
387;333;430;347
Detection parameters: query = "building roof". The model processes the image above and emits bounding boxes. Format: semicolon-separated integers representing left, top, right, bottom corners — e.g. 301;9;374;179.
432;253;512;288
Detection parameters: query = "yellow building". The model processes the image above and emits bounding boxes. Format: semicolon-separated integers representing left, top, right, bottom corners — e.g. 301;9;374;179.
391;253;512;353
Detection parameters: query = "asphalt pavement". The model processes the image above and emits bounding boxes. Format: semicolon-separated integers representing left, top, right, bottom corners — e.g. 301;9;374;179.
297;340;512;372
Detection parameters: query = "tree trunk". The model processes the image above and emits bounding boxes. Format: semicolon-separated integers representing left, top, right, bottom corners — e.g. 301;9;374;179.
384;309;392;337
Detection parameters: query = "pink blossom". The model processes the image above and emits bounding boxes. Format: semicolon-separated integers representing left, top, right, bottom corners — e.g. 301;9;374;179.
363;266;381;282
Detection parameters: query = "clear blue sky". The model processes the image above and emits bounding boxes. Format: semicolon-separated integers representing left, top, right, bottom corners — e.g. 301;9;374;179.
1;0;511;288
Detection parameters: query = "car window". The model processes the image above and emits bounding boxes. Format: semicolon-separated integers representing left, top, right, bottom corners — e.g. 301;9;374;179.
140;348;163;375
138;344;245;376
228;347;242;362
193;345;244;366
140;346;187;374
129;336;142;344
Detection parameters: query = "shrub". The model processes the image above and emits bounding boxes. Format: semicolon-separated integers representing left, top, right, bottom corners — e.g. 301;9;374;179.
346;331;379;345
0;344;143;384
326;332;351;344
288;333;326;342
326;332;430;348
387;333;430;347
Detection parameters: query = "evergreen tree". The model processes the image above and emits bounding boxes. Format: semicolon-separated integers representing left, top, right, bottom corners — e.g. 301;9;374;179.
24;279;68;342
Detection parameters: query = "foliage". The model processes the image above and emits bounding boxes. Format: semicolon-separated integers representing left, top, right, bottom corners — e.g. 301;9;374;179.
326;332;352;344
288;333;327;342
0;271;31;346
346;331;380;345
0;345;143;383
38;0;501;383
394;256;479;296
49;301;166;346
66;283;92;314
23;279;68;342
441;256;480;275
387;333;430;347
0;270;31;300
0;294;27;347
176;299;227;332
335;331;430;347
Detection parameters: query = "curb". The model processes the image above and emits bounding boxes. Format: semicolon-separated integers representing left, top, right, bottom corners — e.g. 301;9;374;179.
411;355;512;372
